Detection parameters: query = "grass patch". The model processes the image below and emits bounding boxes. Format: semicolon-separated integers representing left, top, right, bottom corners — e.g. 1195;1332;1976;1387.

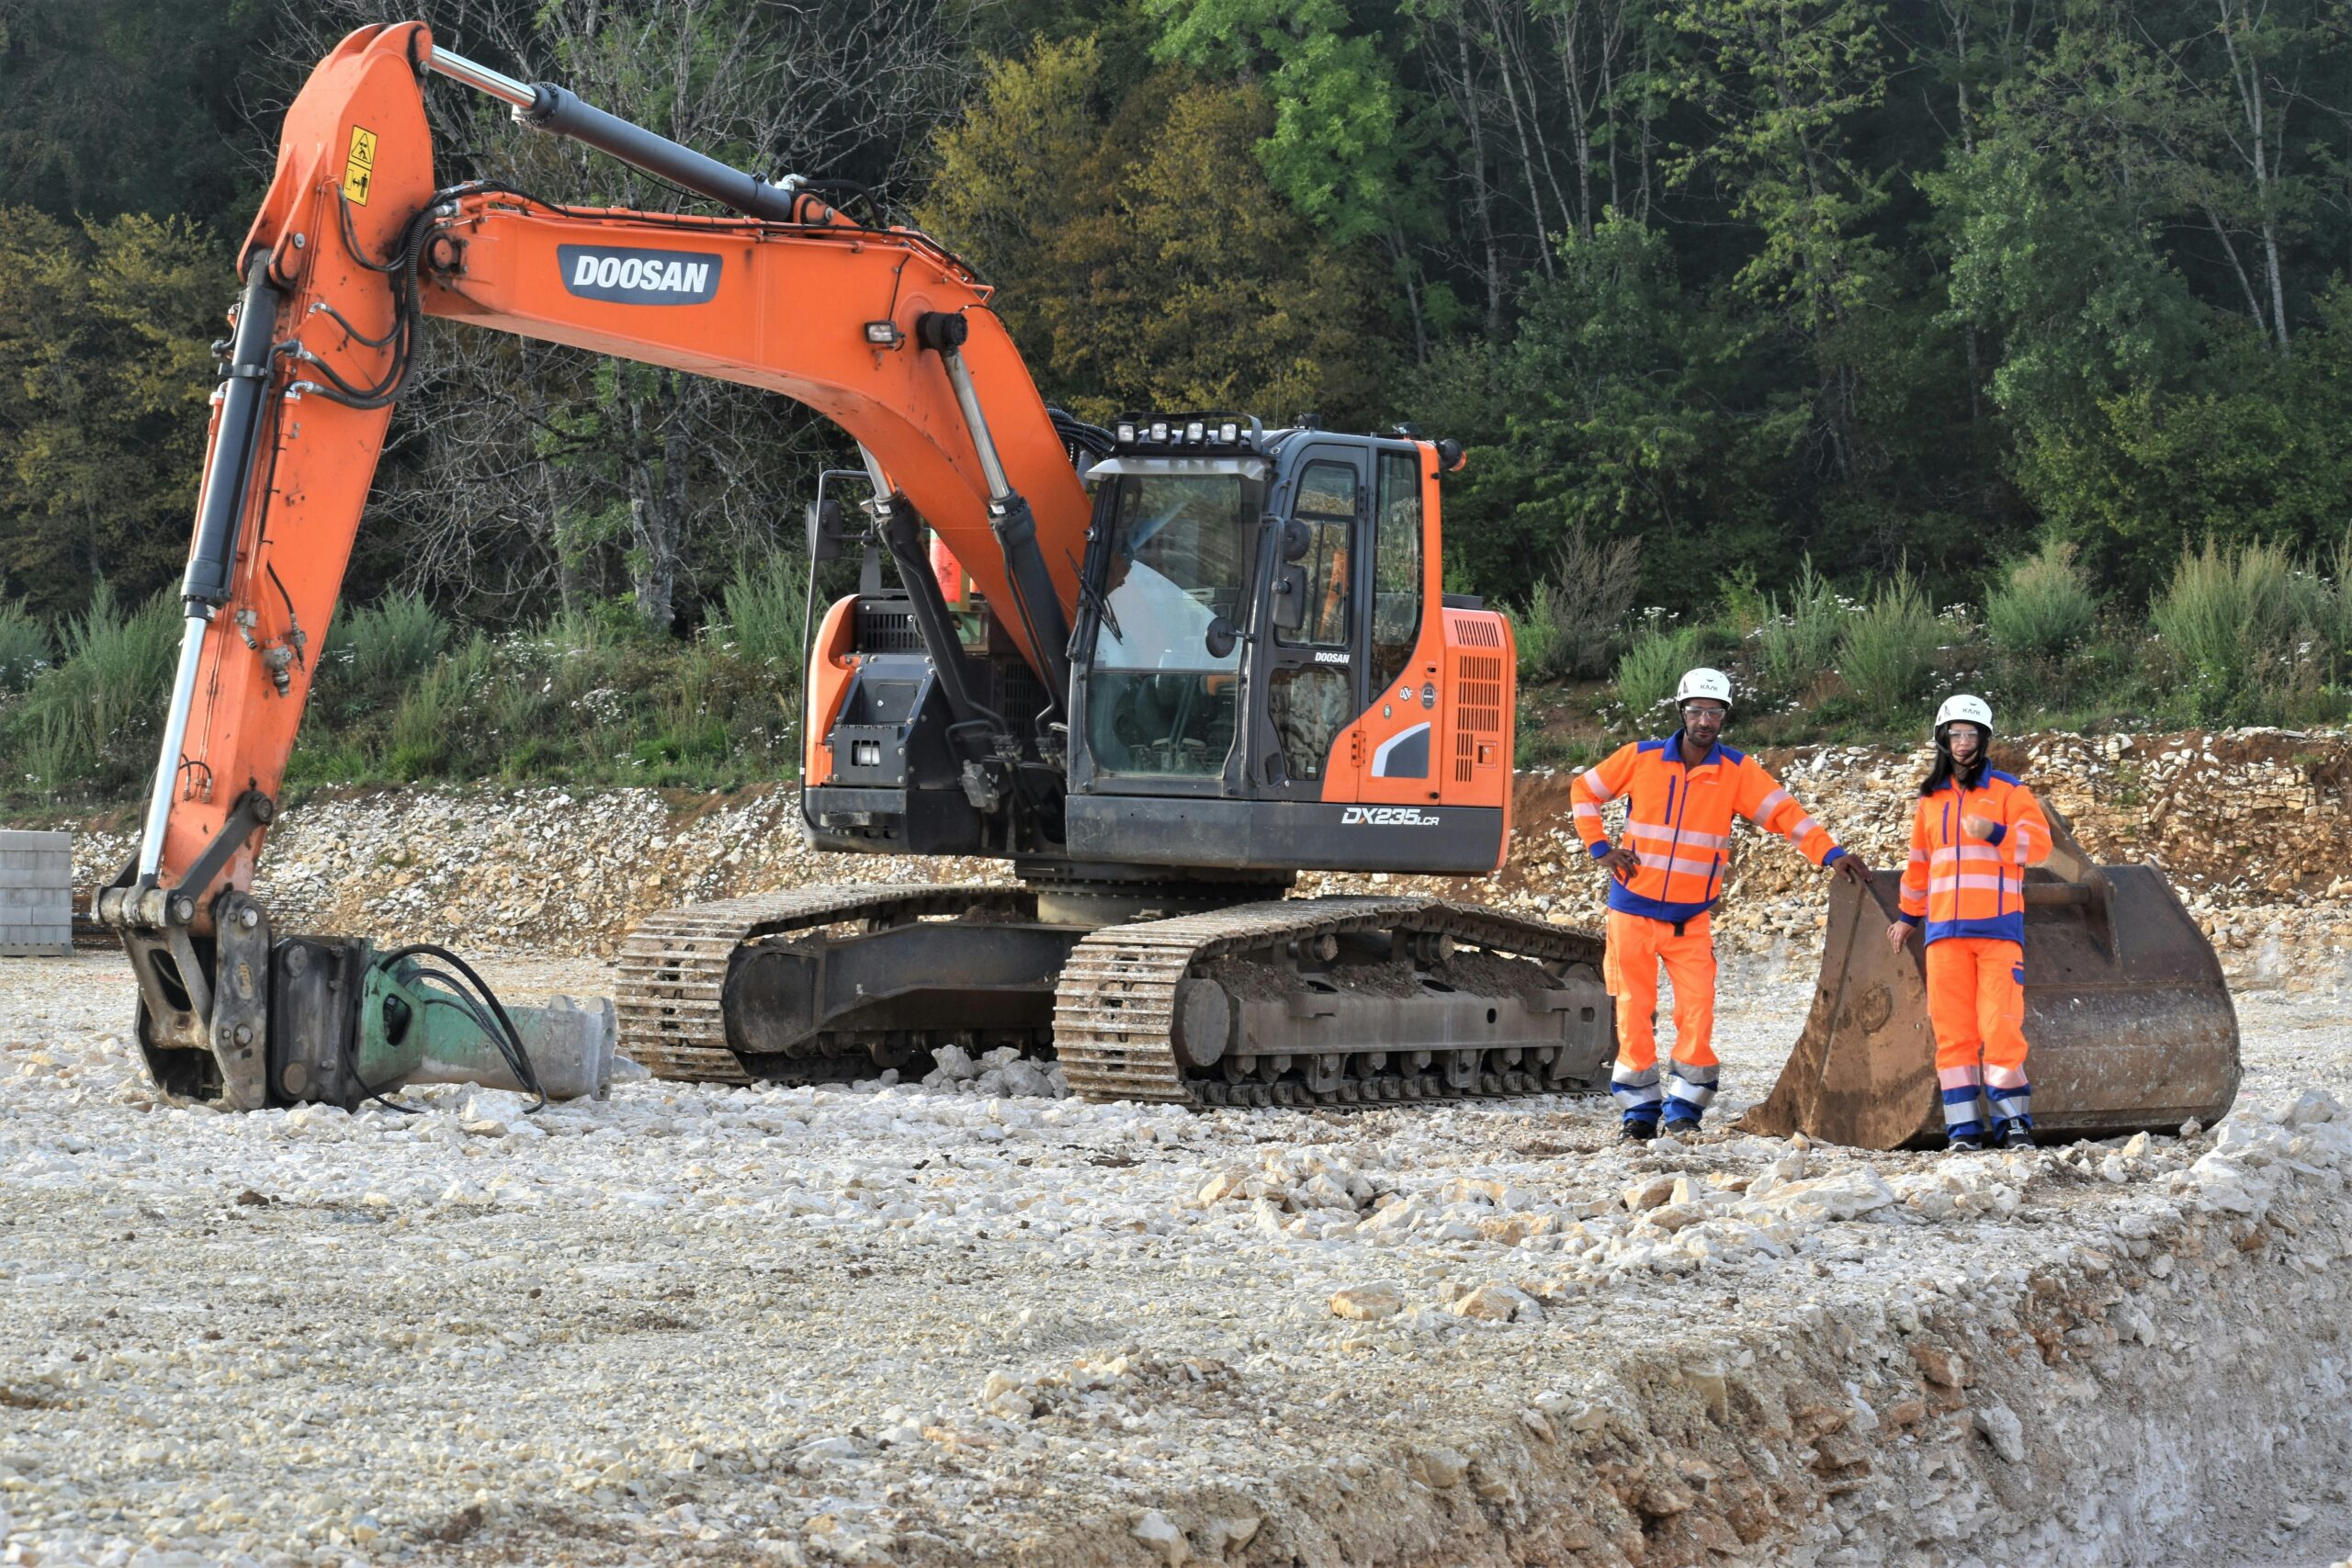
0;600;51;694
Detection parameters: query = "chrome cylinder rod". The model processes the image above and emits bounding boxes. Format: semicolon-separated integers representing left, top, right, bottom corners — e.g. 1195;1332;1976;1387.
137;619;209;879
425;46;536;109
938;352;1014;502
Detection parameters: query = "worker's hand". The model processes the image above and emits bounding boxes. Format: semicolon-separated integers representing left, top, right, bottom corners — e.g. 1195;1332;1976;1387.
1885;920;1913;953
1828;853;1871;884
1594;843;1641;878
1962;813;2000;841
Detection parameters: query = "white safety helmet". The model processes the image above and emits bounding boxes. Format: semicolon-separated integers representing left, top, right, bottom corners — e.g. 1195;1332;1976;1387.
1934;694;1994;739
1676;667;1734;709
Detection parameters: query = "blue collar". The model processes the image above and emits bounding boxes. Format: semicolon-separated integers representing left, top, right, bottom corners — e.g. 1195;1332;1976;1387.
1662;729;1724;769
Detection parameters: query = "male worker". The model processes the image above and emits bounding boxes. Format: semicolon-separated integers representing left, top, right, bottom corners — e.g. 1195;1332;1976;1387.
1883;695;2052;1152
1575;669;1871;1140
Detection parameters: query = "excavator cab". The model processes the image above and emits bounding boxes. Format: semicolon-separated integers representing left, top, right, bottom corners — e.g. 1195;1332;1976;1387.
1064;418;1512;877
799;415;1519;882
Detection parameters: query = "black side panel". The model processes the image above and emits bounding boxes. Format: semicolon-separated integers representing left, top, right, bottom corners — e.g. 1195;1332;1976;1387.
1064;796;1503;874
803;785;986;855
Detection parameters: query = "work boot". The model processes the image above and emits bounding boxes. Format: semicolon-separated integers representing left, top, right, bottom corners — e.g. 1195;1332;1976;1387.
1620;1117;1659;1144
1946;1134;1984;1155
1662;1113;1703;1140
1998;1119;2036;1150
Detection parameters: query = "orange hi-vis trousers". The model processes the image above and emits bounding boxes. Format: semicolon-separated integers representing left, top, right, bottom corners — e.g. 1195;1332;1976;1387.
1602;909;1718;1124
1926;936;2031;1140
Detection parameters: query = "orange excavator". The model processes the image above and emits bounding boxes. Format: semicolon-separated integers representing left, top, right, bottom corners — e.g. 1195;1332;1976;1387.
101;21;1614;1111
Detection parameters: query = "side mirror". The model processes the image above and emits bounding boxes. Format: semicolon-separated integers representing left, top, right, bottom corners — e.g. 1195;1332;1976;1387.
1272;564;1308;632
1204;615;1238;660
806;497;848;562
1280;519;1313;562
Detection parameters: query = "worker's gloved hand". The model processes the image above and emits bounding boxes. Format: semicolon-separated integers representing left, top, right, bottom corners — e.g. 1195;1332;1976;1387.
1962;813;2001;841
1595;842;1641;878
1828;853;1871;884
1884;919;1914;953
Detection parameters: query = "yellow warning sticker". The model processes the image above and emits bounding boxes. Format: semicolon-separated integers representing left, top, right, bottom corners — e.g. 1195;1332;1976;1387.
341;125;378;205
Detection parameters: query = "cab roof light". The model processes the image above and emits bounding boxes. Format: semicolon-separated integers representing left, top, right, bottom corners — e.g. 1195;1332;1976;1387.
1110;412;1262;451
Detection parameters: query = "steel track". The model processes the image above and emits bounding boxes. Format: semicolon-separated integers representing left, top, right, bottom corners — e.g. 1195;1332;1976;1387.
1055;896;1607;1108
615;883;1032;1082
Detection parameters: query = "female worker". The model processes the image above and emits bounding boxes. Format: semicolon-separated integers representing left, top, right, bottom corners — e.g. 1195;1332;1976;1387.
1886;695;2052;1152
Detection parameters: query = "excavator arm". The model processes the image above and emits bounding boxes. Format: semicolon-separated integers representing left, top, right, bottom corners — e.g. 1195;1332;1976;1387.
100;21;1090;1106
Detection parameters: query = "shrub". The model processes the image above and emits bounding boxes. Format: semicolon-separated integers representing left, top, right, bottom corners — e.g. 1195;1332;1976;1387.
1514;588;1567;683
2149;537;2324;719
388;635;494;779
721;549;810;671
346;590;451;699
1838;570;1940;718
1614;625;1700;727
1517;528;1643;682
2323;531;2352;690
1752;559;1849;705
9;584;179;793
1986;538;2097;665
0;600;51;694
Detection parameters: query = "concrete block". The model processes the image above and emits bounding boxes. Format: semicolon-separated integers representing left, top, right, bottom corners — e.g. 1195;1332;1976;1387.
0;829;74;954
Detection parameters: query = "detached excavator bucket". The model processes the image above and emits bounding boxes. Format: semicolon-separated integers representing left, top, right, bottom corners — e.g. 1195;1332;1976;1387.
1744;813;2241;1149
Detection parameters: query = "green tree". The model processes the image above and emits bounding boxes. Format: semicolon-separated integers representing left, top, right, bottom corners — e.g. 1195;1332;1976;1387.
1048;73;1383;423
1415;217;1795;595
0;207;220;617
1666;0;1894;480
914;33;1107;361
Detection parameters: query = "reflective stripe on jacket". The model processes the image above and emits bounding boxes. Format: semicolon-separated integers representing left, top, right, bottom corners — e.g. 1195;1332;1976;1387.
1898;768;2051;945
1573;733;1846;923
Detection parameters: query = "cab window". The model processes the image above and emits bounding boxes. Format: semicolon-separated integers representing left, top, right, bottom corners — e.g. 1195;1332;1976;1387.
1280;459;1355;649
1370;450;1422;692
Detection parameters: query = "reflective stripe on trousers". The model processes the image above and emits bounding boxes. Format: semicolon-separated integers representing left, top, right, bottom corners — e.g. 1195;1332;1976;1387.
1926;936;2031;1139
1603;909;1717;1122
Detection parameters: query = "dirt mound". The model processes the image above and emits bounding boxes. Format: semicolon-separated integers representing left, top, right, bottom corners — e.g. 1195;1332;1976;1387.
54;728;2352;984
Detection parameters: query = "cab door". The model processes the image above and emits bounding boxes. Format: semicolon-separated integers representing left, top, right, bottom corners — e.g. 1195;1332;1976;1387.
1258;446;1367;800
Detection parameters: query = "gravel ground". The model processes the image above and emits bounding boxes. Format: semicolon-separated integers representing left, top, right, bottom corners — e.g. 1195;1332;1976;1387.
4;954;2351;1568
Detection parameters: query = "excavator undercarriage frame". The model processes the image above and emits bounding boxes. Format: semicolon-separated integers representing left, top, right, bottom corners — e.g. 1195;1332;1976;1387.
618;886;1614;1108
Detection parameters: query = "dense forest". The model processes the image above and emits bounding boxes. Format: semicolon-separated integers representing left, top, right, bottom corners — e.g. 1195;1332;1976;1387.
1;0;2347;798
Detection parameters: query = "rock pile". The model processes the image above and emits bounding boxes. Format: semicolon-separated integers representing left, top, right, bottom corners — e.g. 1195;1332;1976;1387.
57;727;2350;986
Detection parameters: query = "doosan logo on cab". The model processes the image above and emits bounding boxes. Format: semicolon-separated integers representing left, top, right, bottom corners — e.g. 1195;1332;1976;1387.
557;245;722;303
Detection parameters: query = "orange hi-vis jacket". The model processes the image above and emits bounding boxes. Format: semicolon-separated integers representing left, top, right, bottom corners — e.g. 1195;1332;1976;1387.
1897;767;2052;945
1574;733;1849;924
